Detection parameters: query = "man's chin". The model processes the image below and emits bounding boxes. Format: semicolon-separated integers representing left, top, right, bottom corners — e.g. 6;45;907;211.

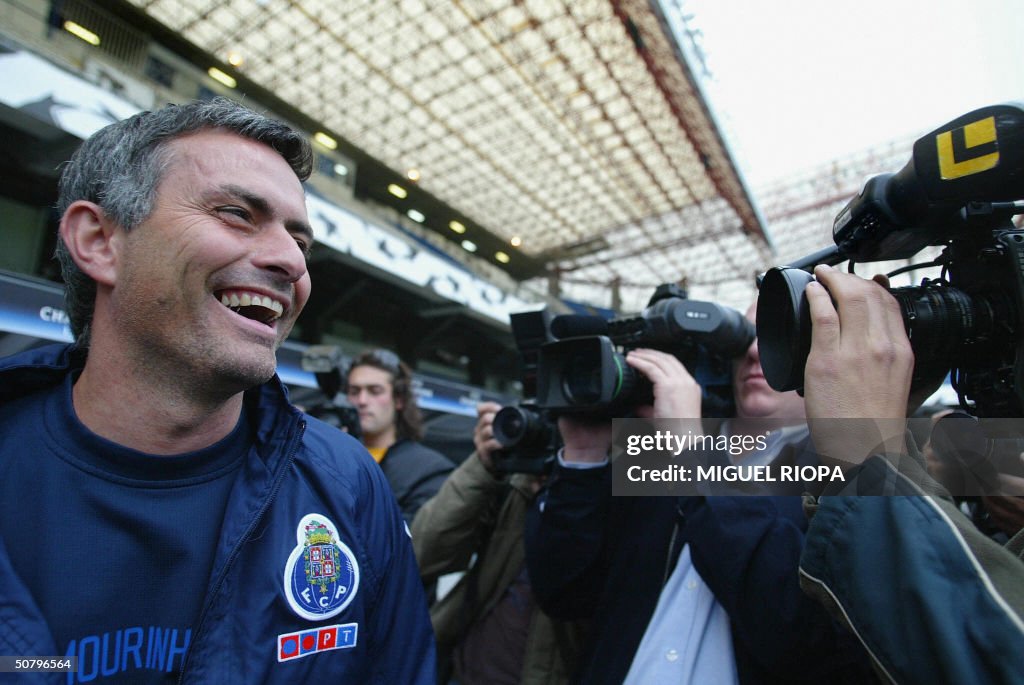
212;356;278;393
736;395;784;419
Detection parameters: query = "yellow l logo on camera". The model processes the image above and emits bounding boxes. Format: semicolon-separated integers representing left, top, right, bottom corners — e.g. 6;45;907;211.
936;116;999;179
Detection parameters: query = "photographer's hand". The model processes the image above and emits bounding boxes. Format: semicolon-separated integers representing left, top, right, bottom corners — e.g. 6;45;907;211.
473;401;504;474
626;348;702;419
804;265;913;469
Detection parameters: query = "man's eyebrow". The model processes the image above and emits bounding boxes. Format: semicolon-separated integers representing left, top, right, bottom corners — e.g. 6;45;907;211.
220;184;314;246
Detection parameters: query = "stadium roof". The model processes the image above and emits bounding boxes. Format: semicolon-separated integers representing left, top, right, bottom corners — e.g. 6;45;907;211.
125;0;773;312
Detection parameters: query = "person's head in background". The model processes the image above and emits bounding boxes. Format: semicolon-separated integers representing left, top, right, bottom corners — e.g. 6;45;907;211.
346;349;423;452
731;300;806;426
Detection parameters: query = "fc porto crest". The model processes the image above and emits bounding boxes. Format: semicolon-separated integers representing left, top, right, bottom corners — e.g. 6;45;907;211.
284;514;359;620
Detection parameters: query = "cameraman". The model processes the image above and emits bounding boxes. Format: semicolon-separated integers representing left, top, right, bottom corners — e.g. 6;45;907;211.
411;401;587;684
525;313;873;684
798;265;1024;683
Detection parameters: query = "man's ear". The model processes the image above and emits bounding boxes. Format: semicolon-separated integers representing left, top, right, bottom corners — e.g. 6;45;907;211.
59;201;121;286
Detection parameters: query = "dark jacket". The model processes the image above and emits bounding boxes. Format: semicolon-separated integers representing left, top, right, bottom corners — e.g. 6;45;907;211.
525;437;873;685
379;438;455;523
801;456;1024;684
0;343;436;684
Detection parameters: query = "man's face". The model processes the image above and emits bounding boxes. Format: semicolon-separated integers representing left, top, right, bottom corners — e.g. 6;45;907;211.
731;302;806;421
346;365;400;443
110;130;312;393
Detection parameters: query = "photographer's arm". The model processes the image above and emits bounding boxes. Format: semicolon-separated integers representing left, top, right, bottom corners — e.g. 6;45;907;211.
524;415;614;619
800;267;1024;682
411;402;506;581
526;349;700;620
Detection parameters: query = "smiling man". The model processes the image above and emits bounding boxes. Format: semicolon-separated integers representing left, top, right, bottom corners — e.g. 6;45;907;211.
0;98;434;684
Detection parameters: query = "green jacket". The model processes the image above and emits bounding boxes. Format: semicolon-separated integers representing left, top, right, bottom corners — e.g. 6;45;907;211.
411;453;587;685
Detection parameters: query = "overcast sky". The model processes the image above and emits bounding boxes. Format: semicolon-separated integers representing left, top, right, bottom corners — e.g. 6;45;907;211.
680;0;1024;187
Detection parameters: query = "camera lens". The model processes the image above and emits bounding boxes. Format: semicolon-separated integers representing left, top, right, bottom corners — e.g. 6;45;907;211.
494;406;530;446
562;352;607;406
757;266;1011;396
493;405;556;455
889;284;980;362
756;267;814;392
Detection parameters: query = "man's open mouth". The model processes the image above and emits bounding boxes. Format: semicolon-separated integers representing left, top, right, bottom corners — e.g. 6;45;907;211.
217;289;284;325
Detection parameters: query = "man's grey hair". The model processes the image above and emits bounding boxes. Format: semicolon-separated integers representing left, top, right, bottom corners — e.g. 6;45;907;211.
54;97;314;348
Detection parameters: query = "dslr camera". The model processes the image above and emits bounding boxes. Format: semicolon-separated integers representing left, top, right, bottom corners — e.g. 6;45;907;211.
757;103;1024;418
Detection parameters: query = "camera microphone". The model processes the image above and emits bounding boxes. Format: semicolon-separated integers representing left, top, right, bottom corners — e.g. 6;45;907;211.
833;102;1024;262
549;314;609;339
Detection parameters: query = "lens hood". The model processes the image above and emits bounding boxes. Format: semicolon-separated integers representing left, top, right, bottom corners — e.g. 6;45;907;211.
756;267;815;392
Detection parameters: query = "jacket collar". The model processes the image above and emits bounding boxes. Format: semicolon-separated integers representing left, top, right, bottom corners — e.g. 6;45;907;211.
0;342;303;466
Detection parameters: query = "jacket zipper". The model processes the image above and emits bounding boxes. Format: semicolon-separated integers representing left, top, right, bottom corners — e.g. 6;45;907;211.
176;420;306;684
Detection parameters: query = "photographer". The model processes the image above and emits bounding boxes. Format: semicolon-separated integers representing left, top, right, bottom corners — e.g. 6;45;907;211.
411;401;587;685
798;264;1024;683
525;316;872;684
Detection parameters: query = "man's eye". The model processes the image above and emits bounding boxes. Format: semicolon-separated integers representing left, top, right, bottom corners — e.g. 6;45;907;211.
218;206;252;221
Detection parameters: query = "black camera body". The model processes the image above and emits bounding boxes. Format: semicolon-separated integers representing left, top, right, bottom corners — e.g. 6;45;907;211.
757;103;1024;417
511;284;755;418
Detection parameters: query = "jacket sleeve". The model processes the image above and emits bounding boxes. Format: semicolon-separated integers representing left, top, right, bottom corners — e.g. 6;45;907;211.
679;496;871;681
357;454;438;684
410;452;505;581
0;535;63;685
524;460;613;619
800;456;1024;684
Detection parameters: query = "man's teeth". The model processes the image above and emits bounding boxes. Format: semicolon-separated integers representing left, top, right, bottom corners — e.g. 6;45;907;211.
219;292;284;319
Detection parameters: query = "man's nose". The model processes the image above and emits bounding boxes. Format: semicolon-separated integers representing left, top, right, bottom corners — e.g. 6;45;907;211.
254;224;308;283
745;338;761;363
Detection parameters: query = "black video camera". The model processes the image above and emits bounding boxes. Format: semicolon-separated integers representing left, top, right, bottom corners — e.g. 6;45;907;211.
510;284;755;417
757;103;1024;417
301;344;363;439
490;403;561;475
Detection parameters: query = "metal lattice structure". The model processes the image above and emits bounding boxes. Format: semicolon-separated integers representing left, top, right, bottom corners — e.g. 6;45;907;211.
124;0;771;313
684;133;949;312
